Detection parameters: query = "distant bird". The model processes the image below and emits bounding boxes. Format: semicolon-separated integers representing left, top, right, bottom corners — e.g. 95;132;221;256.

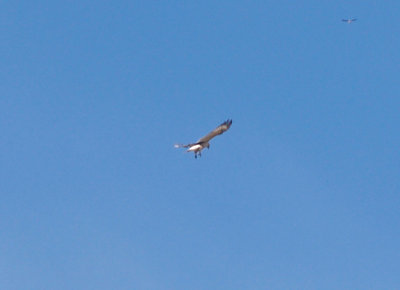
342;18;357;23
174;119;232;158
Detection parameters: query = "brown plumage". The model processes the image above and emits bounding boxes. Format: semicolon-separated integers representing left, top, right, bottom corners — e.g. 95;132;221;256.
174;119;233;158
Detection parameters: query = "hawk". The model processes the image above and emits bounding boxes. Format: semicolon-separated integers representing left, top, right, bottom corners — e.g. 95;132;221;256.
342;18;357;23
174;119;232;158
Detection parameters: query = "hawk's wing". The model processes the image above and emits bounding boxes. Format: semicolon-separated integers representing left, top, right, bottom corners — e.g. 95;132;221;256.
342;19;348;22
351;18;357;21
196;119;232;144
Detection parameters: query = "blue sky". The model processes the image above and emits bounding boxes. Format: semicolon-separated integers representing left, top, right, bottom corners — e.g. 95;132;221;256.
1;1;400;289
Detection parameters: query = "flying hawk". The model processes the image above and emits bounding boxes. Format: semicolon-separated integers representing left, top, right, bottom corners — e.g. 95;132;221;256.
174;119;232;158
342;18;357;23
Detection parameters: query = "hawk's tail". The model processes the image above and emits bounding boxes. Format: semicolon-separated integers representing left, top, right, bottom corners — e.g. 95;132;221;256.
174;143;189;148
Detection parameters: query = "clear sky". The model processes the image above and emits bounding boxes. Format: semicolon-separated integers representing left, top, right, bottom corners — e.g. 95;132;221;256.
1;1;400;289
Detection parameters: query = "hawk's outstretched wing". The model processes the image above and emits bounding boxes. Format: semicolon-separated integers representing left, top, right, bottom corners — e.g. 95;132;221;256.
196;119;232;144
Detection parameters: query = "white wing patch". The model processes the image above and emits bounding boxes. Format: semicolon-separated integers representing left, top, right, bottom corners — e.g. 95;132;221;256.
187;144;202;152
